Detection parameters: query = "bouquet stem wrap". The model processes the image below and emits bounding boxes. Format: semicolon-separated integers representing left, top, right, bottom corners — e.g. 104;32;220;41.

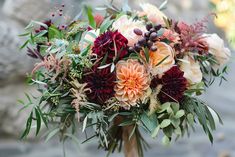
123;125;139;157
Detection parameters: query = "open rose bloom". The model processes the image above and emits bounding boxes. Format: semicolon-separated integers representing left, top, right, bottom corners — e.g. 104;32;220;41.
20;1;232;157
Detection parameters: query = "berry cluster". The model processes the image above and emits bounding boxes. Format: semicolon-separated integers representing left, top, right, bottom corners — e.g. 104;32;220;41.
129;23;162;52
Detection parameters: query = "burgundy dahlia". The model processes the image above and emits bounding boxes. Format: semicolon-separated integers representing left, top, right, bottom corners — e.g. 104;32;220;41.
83;65;116;104
92;30;128;63
153;66;187;103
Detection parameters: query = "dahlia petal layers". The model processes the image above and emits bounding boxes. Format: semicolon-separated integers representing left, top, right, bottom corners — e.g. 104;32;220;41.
20;2;231;157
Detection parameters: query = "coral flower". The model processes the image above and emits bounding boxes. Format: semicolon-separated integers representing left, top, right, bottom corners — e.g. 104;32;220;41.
141;42;175;75
115;59;150;106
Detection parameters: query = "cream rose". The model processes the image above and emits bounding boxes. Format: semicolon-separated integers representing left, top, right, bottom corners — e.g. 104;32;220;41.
204;33;231;66
112;15;146;47
139;3;167;25
180;55;203;84
79;29;100;50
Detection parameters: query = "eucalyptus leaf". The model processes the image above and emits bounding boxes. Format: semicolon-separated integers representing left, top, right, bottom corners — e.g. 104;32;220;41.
160;119;171;128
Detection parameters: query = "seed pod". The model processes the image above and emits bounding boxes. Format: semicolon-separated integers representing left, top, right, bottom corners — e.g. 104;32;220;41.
147;41;153;48
129;47;135;52
151;46;158;51
146;23;153;31
134;44;142;51
150;32;158;41
144;32;150;38
149;28;156;33
134;28;143;36
138;38;147;46
154;25;162;31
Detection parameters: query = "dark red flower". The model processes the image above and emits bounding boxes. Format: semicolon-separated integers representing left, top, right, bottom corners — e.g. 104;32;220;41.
92;31;128;64
153;66;187;103
83;65;116;104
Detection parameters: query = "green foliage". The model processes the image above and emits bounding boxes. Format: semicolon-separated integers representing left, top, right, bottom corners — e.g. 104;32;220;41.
84;6;96;28
182;96;223;143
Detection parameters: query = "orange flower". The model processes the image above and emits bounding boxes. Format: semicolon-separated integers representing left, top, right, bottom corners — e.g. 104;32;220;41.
141;42;175;75
115;59;150;106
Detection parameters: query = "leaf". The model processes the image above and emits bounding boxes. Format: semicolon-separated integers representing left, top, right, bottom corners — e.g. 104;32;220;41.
175;127;181;135
35;108;41;136
21;112;33;139
98;63;111;69
162;135;170;146
20;40;29;50
140;112;158;133
175;110;185;119
108;113;119;122
143;47;150;63
160;119;171;128
37;106;48;128
100;18;113;33
151;126;160;138
48;25;63;40
32;20;49;29
204;106;216;130
129;125;136;141
171;103;180;113
84;6;96;28
157;102;170;113
18;32;30;37
187;113;194;125
159;0;168;11
82;116;88;132
156;55;169;67
45;128;60;143
119;120;135;127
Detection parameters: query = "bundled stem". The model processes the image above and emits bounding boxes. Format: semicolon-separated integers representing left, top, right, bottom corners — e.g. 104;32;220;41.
122;125;139;157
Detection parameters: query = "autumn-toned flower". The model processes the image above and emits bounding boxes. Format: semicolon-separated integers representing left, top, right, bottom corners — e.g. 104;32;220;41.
92;30;128;63
175;21;209;54
142;42;175;75
151;66;187;103
115;59;150;106
203;33;231;67
83;65;116;104
180;55;203;84
162;29;180;44
138;3;167;25
112;15;147;47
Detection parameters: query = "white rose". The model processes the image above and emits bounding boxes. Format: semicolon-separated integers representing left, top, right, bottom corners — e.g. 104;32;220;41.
112;15;147;47
204;34;231;67
139;3;167;25
180;55;203;84
79;29;100;50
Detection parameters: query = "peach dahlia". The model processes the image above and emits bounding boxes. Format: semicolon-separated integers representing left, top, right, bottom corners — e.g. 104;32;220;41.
115;59;150;106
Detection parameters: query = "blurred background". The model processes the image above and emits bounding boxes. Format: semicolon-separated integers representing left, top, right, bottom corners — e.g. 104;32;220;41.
0;0;234;157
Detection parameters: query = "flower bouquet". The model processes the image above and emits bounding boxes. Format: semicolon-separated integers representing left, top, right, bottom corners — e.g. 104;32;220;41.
19;1;231;157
